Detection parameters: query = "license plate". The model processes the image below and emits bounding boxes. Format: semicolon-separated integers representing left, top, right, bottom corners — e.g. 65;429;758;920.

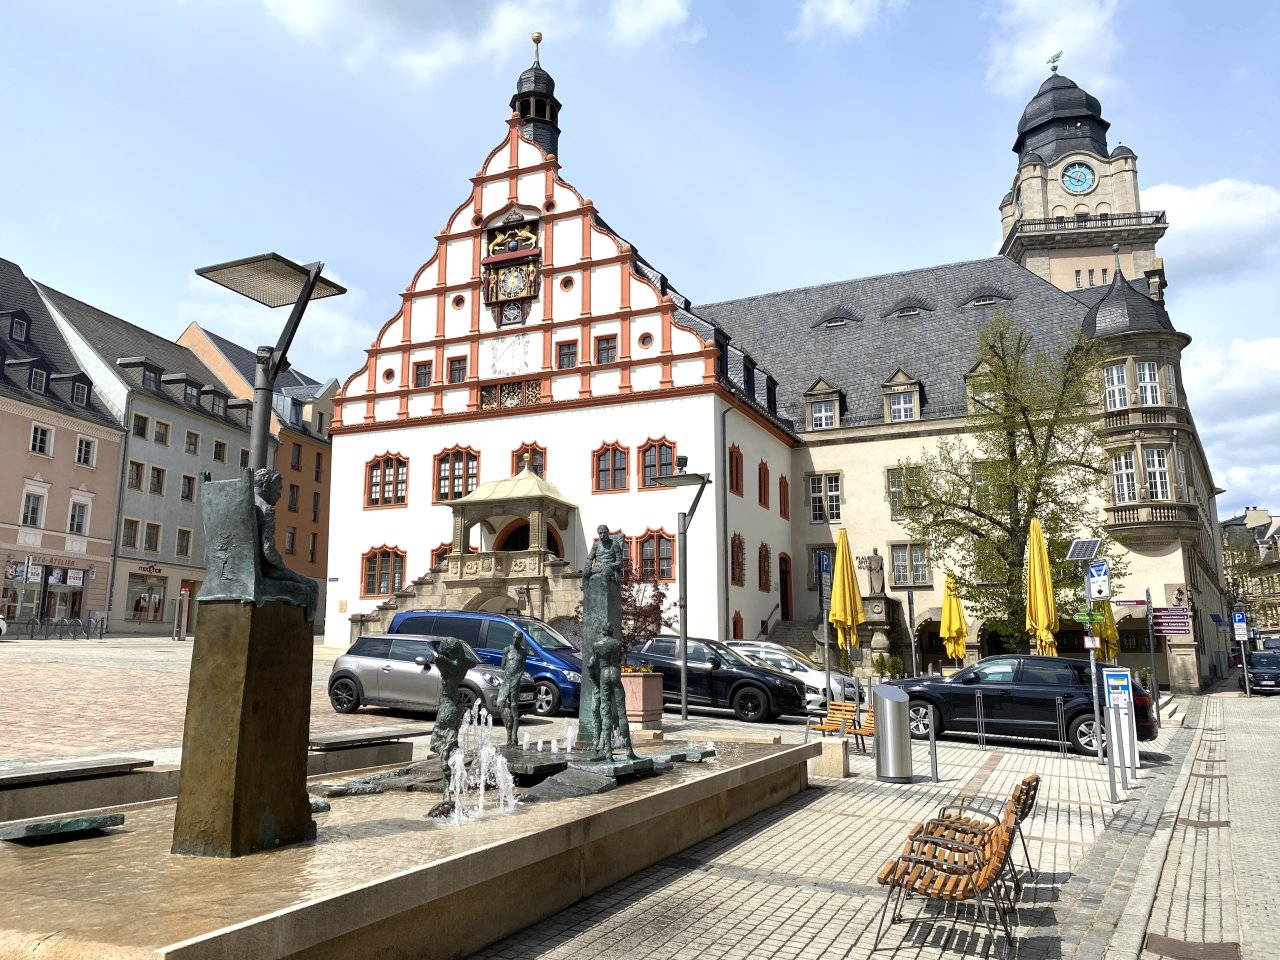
1261;680;1275;686
520;692;536;701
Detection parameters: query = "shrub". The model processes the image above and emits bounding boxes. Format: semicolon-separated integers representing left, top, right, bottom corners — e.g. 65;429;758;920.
887;655;905;679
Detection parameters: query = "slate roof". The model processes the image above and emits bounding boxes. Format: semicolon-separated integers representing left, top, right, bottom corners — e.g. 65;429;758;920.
0;257;119;429
1083;268;1177;339
696;257;1094;428
1013;73;1111;165
36;283;249;431
200;327;321;393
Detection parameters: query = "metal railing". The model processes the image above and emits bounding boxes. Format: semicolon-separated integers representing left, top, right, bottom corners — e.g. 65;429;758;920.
754;603;782;641
1001;210;1167;253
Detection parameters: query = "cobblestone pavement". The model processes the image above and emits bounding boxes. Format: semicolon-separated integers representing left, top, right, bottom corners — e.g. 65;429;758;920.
1141;683;1280;960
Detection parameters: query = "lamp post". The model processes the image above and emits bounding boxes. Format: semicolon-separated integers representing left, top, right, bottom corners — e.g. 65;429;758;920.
655;456;711;720
195;253;346;470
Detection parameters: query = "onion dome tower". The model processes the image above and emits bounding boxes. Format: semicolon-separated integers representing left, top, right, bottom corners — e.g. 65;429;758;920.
1013;73;1111;166
510;32;561;158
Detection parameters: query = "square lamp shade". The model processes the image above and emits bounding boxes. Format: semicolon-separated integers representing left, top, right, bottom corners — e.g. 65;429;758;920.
195;253;346;308
654;473;708;488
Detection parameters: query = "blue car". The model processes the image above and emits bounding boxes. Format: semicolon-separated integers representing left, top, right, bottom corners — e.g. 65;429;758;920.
388;610;582;716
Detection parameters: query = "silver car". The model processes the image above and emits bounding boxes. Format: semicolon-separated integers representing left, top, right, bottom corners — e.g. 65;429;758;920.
327;633;536;718
728;641;862;706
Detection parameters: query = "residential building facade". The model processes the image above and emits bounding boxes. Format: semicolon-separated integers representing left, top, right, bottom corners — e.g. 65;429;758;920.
178;322;337;632
39;286;252;635
1;259;124;626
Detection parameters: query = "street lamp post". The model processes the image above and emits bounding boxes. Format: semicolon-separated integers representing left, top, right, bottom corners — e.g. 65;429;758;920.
655;457;711;721
195;253;346;470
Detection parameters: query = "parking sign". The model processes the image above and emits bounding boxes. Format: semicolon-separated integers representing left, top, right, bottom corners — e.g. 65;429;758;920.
1087;560;1112;600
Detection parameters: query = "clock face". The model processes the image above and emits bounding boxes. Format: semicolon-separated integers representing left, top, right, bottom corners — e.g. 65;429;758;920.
1061;162;1096;194
501;302;523;326
498;267;528;299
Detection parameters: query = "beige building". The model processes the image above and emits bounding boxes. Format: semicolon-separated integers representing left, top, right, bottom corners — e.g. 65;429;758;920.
1;258;124;628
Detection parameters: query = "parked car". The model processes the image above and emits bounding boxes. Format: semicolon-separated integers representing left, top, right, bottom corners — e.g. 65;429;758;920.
327;633;536;717
727;640;862;707
888;654;1158;755
1240;651;1280;694
388;610;582;716
1261;638;1280;652
629;635;808;722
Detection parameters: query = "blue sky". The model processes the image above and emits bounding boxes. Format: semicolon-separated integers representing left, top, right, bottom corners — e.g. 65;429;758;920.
6;1;1278;518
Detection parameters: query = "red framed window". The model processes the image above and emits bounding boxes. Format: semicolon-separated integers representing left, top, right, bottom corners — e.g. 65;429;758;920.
430;542;452;569
512;443;546;477
556;342;578;369
728;444;743;496
593;442;629;492
639;438;675;488
595;335;617;364
730;533;746;587
637;529;675;581
365;453;408;507
779;475;790;519
362;546;405;597
758;461;770;508
414;361;433;388
732;611;744;640
434;446;479;502
758;543;772;592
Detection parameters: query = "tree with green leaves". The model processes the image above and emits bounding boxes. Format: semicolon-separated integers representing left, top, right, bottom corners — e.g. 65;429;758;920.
898;310;1125;650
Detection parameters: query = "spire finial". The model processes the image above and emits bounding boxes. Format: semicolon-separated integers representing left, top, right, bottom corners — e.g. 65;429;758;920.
1047;51;1062;73
532;31;542;66
1112;243;1121;275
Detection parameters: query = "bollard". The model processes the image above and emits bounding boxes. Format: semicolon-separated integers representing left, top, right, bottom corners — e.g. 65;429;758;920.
975;690;987;750
1055;697;1068;756
927;705;939;783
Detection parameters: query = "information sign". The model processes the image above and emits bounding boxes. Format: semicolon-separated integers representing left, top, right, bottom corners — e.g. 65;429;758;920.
1087;560;1112;600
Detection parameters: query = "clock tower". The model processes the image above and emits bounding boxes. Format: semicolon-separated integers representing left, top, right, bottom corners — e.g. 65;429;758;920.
999;70;1168;299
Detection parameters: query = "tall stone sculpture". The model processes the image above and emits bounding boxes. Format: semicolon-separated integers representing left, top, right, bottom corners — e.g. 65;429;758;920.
431;636;482;787
579;524;625;744
173;468;321;857
496;634;528;747
587;624;636;762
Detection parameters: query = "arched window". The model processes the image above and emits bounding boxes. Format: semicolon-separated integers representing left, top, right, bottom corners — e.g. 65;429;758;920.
434;446;479;502
362;546;405;597
728;445;743;496
758;461;770;508
636;529;675;581
639;438;676;488
593;442;629;492
779;475;790;519
730;533;746;587
758;544;772;592
732;610;744;640
430;542;452;570
512;442;546;477
365;453;408;507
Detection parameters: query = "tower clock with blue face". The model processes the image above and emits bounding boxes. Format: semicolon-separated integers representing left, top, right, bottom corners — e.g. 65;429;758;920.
1061;161;1096;194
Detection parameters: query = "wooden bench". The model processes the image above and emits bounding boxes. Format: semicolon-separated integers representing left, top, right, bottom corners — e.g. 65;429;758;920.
807;702;875;753
307;727;433;752
922;774;1040;885
0;757;153;789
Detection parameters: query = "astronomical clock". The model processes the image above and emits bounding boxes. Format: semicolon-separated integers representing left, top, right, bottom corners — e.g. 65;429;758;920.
482;211;542;326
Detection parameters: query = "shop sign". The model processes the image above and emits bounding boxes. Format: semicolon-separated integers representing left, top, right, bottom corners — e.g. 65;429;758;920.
27;564;44;583
137;563;164;575
67;570;85;587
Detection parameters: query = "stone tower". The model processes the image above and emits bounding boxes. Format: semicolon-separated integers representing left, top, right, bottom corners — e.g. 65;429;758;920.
998;71;1168;299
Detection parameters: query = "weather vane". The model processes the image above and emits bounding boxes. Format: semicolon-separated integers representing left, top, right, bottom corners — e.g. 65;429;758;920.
532;31;542;66
1048;51;1063;73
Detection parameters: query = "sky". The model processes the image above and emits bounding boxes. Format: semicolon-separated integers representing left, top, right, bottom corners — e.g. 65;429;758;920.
5;0;1278;519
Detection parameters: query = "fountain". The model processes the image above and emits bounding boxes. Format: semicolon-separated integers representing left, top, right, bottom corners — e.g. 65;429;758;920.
439;705;517;823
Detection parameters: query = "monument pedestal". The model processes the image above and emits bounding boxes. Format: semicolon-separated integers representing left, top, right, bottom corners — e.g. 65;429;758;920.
171;600;315;857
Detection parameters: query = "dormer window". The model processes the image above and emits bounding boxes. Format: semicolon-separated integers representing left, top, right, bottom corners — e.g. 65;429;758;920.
184;384;200;405
803;377;843;432
811;400;835;430
972;297;997;306
824;317;847;328
742;358;756;396
894;308;920;318
10;316;27;341
211;395;226;417
142;369;158;391
30;369;47;394
72;382;89;406
881;368;922;424
889;393;915;421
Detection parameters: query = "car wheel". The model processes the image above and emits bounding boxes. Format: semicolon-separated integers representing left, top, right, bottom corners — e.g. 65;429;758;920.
328;676;362;714
731;685;770;723
907;701;939;739
458;684;481;715
1069;714;1107;756
533;680;561;717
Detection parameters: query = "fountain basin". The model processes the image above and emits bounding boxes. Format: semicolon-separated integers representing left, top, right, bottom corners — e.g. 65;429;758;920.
0;740;818;960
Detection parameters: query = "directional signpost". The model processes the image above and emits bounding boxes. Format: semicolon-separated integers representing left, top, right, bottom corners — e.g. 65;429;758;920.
1152;607;1192;636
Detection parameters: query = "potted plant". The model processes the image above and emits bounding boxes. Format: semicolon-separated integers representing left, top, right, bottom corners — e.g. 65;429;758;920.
872;653;889;683
887;656;905;680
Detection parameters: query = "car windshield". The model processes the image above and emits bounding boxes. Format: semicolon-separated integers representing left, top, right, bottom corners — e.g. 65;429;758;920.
783;647;824;670
1248;653;1280;670
706;641;752;667
517;619;576;651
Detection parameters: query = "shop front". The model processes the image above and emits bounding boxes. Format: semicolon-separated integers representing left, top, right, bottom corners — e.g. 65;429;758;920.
2;556;104;625
108;561;203;634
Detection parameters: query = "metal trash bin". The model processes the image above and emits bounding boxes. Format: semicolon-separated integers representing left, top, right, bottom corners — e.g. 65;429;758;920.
873;684;913;783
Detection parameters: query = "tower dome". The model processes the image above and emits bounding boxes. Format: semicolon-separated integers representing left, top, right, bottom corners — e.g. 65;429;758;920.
1082;266;1176;340
509;32;562;158
1013;73;1110;165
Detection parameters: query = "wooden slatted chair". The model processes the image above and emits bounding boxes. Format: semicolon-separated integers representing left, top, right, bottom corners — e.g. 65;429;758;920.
926;774;1041;884
806;700;860;737
874;809;1018;954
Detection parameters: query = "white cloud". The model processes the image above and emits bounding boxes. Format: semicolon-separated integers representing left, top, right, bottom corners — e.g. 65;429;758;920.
1143;179;1280;284
607;0;703;49
984;0;1121;98
1181;336;1280;516
793;0;903;40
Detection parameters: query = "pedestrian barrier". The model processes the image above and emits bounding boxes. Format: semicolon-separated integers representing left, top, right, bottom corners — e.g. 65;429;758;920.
85;616;106;639
52;617;72;641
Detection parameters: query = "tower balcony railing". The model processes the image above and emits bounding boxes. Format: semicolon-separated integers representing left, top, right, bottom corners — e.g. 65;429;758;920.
1105;501;1200;528
1102;405;1192;430
1000;210;1167;254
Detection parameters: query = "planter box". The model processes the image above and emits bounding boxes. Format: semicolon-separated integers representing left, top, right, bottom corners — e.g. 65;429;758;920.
622;671;663;728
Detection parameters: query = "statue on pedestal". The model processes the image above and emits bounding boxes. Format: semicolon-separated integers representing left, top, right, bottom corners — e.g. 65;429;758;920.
579;524;625;743
430;636;481;785
587;624;636;762
496;634;528;747
866;547;886;596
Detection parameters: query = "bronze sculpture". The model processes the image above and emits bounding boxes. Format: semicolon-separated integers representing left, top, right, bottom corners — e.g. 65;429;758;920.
587;624;636;762
496;634;528;747
579;525;625;744
430;636;482;786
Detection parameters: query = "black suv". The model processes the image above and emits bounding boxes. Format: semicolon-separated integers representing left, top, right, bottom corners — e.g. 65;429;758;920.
630;635;807;723
890;654;1158;755
1241;651;1280;694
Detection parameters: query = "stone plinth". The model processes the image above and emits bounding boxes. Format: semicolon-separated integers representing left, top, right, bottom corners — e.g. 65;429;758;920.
171;600;315;857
